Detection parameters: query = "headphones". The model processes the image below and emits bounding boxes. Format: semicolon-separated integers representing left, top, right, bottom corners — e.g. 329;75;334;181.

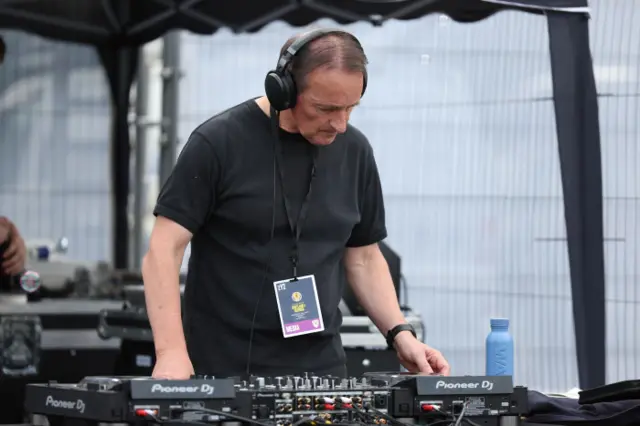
264;29;368;112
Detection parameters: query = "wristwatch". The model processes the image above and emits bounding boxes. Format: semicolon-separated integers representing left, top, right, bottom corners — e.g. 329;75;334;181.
386;323;417;349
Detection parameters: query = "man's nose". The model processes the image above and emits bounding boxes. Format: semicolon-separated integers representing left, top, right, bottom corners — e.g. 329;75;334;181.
330;112;349;133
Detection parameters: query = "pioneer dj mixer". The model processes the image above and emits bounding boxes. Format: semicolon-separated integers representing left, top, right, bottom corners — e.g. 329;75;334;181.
236;374;393;426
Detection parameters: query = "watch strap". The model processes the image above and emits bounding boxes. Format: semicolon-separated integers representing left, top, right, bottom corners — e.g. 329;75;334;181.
386;323;416;348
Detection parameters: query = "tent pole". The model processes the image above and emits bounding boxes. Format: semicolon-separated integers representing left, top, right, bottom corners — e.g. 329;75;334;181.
546;11;607;389
98;46;139;270
132;49;149;269
159;31;182;188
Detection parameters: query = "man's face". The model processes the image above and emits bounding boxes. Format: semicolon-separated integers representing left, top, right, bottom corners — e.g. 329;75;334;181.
292;67;363;146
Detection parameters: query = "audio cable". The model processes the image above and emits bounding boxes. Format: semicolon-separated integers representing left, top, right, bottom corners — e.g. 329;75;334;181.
293;398;381;426
141;400;476;426
360;401;480;426
325;399;404;426
358;402;413;426
245;108;280;376
142;406;273;426
416;402;480;426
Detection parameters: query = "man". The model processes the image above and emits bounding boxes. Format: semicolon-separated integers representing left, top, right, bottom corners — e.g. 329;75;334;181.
142;29;450;379
0;217;27;277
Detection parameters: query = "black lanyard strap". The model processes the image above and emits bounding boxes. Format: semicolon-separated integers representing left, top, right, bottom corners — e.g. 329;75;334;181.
270;109;318;279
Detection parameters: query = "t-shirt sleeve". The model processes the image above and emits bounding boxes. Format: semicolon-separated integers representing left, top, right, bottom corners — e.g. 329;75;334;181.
346;146;388;247
153;132;219;234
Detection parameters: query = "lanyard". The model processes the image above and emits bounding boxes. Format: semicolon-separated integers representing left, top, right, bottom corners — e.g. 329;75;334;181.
270;109;318;280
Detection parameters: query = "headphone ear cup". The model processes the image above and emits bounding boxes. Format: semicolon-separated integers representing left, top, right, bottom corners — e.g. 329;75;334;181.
264;70;297;111
281;71;297;110
264;71;287;111
361;69;368;97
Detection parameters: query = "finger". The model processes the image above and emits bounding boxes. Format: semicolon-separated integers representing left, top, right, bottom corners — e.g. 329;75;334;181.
400;360;419;373
152;370;171;379
3;248;25;272
415;354;434;374
3;259;23;275
437;360;451;376
430;352;450;376
3;239;18;259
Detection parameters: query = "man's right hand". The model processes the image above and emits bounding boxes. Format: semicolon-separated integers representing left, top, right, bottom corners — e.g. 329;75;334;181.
152;349;195;379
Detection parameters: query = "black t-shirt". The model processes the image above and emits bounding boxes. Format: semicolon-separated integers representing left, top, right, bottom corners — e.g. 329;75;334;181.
154;98;387;378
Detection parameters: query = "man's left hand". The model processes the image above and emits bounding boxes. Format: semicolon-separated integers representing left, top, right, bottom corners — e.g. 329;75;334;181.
394;332;451;375
0;217;27;275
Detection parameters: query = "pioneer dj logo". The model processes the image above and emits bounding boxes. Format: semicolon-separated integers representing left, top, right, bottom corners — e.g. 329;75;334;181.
45;395;86;413
150;383;215;395
435;380;494;391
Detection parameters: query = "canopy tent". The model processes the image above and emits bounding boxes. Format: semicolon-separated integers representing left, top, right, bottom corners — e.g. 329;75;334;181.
0;0;605;389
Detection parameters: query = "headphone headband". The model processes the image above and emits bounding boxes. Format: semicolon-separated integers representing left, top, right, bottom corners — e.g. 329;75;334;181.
275;29;338;73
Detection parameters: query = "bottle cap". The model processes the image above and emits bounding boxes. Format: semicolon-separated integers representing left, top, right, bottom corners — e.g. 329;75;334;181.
36;246;50;260
490;318;509;329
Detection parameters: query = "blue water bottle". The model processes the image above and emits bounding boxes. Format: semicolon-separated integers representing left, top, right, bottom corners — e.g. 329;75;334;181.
485;318;514;377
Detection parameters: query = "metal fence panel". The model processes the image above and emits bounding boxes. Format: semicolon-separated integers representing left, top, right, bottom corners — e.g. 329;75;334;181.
0;31;112;262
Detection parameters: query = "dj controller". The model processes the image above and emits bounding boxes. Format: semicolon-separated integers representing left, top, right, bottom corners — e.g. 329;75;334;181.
24;373;528;426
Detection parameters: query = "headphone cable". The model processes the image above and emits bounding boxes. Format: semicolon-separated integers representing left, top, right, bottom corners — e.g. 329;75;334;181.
245;108;279;376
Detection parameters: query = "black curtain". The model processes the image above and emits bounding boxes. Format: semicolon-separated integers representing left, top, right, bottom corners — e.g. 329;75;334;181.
98;46;139;269
547;11;606;389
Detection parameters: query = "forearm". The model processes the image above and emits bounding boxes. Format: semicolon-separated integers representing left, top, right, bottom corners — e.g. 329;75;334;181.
345;248;406;335
142;248;187;356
